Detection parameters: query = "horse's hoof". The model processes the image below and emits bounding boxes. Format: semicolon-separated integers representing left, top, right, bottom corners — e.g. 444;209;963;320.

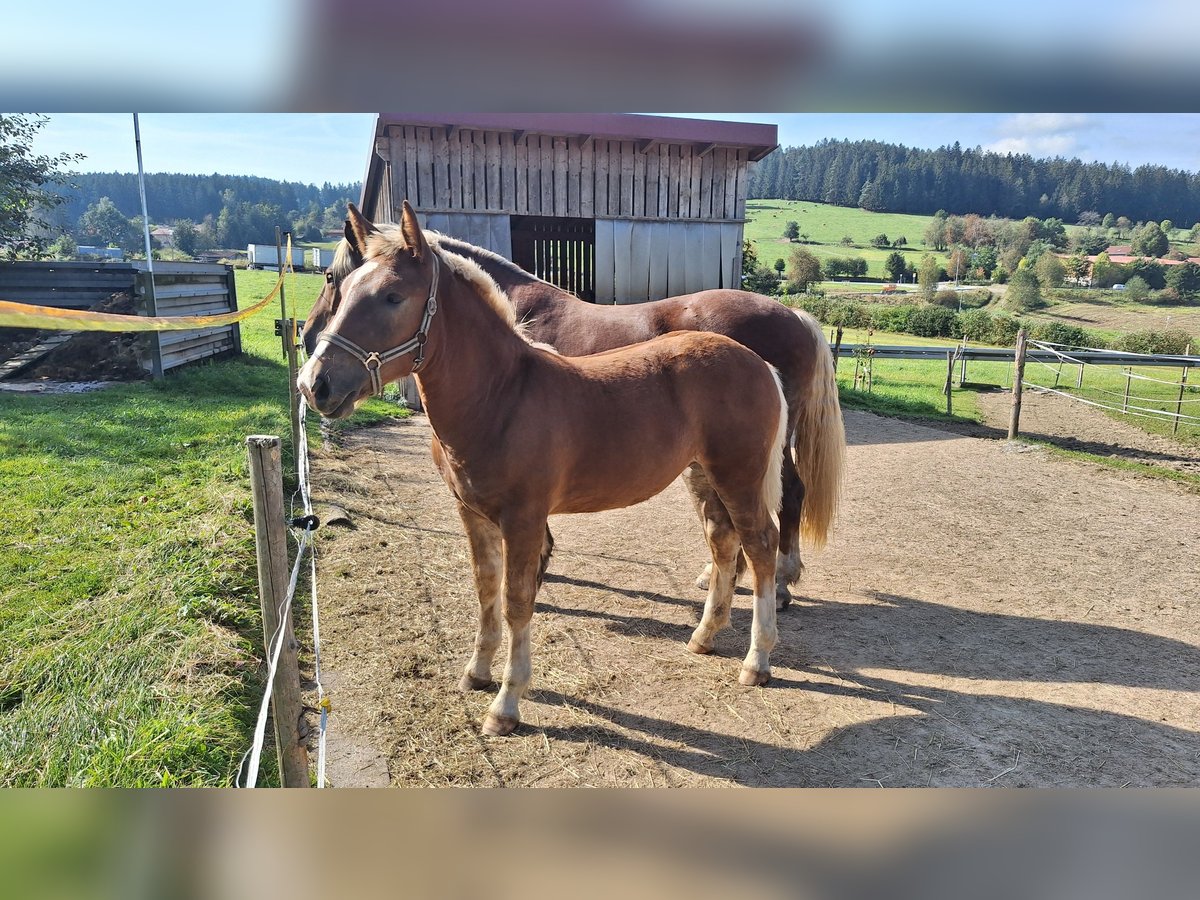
738;666;771;687
458;673;493;692
695;574;710;591
687;637;713;655
775;588;792;612
482;713;519;737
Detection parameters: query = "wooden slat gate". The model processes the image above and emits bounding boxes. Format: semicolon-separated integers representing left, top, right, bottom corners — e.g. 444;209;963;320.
510;215;596;302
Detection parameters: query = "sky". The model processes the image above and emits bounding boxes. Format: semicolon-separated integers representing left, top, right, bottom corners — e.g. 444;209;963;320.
28;113;1200;188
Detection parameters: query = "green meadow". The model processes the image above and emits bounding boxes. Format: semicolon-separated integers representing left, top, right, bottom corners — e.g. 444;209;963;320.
0;269;407;786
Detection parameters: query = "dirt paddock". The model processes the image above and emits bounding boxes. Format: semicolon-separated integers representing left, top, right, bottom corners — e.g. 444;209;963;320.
308;406;1200;787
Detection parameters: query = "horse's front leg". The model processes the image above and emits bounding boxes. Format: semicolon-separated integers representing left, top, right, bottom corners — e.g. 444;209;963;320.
455;501;503;692
482;517;547;737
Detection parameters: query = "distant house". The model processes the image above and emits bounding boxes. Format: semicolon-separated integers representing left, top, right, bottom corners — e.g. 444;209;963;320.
150;226;175;248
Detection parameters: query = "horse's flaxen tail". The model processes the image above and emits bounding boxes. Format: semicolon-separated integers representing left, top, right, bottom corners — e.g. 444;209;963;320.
793;312;846;548
762;366;788;516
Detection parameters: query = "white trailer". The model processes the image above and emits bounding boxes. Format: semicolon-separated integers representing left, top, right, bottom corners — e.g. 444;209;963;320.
246;244;305;271
308;248;335;271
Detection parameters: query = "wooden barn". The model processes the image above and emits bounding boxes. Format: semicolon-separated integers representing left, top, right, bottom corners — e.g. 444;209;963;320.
358;113;777;304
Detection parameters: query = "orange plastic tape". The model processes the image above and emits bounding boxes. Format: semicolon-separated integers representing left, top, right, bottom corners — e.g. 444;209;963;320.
0;270;284;333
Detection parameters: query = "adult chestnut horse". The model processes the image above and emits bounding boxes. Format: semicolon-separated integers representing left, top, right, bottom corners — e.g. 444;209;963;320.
305;205;846;608
298;201;788;736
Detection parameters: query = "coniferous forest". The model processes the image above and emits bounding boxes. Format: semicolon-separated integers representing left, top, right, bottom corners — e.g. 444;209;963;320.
747;139;1200;225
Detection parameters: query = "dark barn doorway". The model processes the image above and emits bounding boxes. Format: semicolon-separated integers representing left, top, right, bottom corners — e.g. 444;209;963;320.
510;215;596;302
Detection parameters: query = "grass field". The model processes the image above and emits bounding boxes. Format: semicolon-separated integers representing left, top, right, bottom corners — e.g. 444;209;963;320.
0;269;407;786
746;199;949;281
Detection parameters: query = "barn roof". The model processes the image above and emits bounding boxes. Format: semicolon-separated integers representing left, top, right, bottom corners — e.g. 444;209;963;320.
375;113;777;160
362;113;778;212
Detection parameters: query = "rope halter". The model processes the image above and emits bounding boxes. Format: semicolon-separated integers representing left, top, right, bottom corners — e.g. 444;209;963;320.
315;249;441;397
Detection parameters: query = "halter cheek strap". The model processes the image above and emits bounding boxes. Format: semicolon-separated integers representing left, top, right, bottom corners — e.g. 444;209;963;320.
316;249;441;397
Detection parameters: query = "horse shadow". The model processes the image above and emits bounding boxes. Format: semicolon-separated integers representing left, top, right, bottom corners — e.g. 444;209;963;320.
525;579;1200;785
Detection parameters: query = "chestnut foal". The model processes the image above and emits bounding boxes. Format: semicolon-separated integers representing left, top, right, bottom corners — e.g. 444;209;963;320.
299;202;787;736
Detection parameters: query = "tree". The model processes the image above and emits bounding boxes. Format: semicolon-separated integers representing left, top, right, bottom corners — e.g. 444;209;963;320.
743;264;782;295
840;235;854;247
786;247;822;292
1034;252;1065;289
924;218;947;251
1101;213;1115;230
969;246;998;280
740;240;778;295
1115;216;1132;237
78;196;134;248
1122;275;1150;303
1;114;83;259
783;221;799;241
947;247;969;282
894;235;907;248
172;219;202;256
1160;219;1174;236
858;179;882;210
1065;253;1091;283
47;233;76;259
774;258;786;278
870;233;890;249
1131;221;1169;258
1166;261;1200;300
1006;268;1044;312
884;251;906;282
917;253;940;301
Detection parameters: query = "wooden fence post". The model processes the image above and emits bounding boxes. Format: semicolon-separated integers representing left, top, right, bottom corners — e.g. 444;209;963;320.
1122;368;1131;412
277;228;302;464
1174;366;1189;435
945;350;954;416
832;325;844;373
1008;329;1028;439
246;435;310;788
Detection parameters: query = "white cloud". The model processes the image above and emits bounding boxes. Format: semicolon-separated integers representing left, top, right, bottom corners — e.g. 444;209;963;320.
984;114;1099;158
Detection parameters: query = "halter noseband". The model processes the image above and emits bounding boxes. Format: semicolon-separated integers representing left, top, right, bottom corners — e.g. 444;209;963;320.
316;249;441;397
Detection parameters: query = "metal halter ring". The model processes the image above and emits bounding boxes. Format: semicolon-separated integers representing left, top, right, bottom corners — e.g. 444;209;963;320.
315;250;441;397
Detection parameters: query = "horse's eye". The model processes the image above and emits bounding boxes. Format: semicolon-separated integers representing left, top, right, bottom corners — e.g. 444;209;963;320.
386;293;402;305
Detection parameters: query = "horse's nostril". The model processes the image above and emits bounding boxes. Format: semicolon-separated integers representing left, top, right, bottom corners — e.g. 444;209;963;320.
313;372;331;406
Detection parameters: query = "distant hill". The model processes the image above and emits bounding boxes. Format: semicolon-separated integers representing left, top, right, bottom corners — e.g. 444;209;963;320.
50;172;360;227
748;139;1200;226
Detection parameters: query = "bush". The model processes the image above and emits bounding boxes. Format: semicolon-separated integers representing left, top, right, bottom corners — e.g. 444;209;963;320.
930;289;960;309
868;303;914;334
907;304;959;338
958;289;993;309
1112;329;1196;355
1029;321;1102;349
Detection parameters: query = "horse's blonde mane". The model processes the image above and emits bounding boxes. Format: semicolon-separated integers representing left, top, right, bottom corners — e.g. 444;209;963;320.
361;224;544;344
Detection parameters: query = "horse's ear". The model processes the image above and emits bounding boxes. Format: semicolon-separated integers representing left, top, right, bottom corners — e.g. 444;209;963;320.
344;202;376;264
400;200;427;260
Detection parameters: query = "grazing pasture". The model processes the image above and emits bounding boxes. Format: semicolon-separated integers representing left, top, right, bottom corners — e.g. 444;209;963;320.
0;269;408;786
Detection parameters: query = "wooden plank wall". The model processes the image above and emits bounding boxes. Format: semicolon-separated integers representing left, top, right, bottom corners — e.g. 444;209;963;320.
593;221;744;304
383;126;750;222
0;261;139;309
133;263;240;372
0;261;240;375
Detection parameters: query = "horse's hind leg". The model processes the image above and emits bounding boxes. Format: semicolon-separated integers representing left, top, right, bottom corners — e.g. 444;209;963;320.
775;452;806;610
728;507;779;686
682;466;739;655
456;502;503;692
687;467;746;592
